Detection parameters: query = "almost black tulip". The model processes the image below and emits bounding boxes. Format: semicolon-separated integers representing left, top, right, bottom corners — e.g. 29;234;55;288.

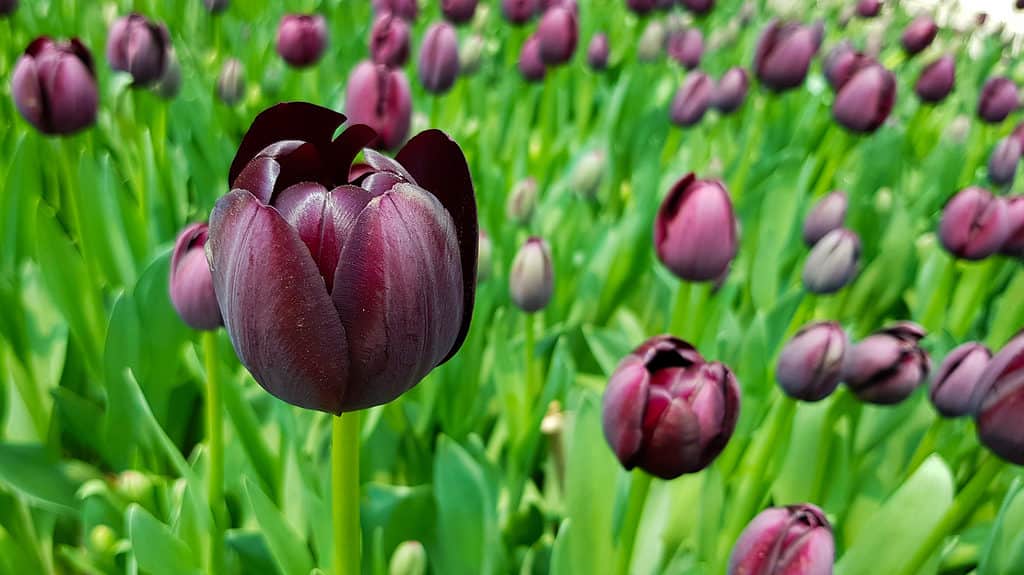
978;77;1019;124
12;37;98;136
203;0;228;13
680;0;713;15
988;138;1021;187
510;237;554;313
754;20;820;92
728;504;834;575
107;13;172;86
373;0;418;21
670;72;713;127
216;58;245;105
587;33;609;70
939;188;1010;261
154;51;181;99
832;62;896;134
843;323;931;405
370;12;411;68
972;331;1024;464
823;42;869;90
276;14;327;68
209;103;477;413
667;28;703;70
802;229;860;294
777;322;847;402
1001;196;1024;258
0;0;16;16
712;68;749;114
537;6;577;66
655;174;737;282
442;0;477;24
914;55;955;104
419;22;460;94
901;15;938;56
803;191;847;246
345;61;412;150
519;35;547;82
170;223;222;331
626;0;657;14
856;0;880;18
502;0;536;25
602;336;739;479
930;342;991;417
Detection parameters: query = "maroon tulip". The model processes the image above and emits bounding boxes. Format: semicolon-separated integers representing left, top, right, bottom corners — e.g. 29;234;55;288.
510;237;554;313
680;0;714;15
667;28;703;70
442;0;477;24
170;223;222;331
930;342;991;418
373;0;418;21
370;12;410;68
832;62;896;134
754;20;820;92
670;72;713;127
208;103;477;414
519;35;546;82
655;174;738;282
712;68;749;114
978;77;1019;124
939;188;1011;261
537;6;577;66
802;229;860;294
0;0;16;16
988;138;1021;187
626;0;657;14
502;0;536;25
276;14;327;68
345;62;412;151
418;22;460;94
12;37;98;136
216;58;245;106
777;322;847;402
203;0;228;13
587;33;609;71
1001;196;1024;257
914;55;955;104
901;16;938;56
973;331;1024;464
601;336;740;479
107;13;172;86
823;42;869;90
1018;0;1024;9
856;0;880;18
803;191;847;246
728;504;834;575
843;323;931;405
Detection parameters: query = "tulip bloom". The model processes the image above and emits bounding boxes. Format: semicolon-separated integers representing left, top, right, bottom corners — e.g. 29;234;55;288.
728;504;834;575
843;323;931;405
373;0;418;21
519;35;547;82
802;229;860;294
502;0;536;25
973;331;1024;464
107;13;172;86
216;58;245;105
572;150;605;200
506;177;539;225
680;0;714;15
418;22;460;94
823;43;867;91
754;20;820;92
276;14;327;68
537;6;577;66
12;37;98;136
370;12;410;68
0;0;16;16
777;322;847;402
930;343;991;418
510;237;554;313
345;61;412;150
901;16;938;56
939;188;1010;261
988;138;1021;187
442;0;477;24
625;0;656;14
203;0;228;13
978;77;1019;124
803;191;847;246
170;223;223;331
587;34;609;70
1001;196;1024;258
914;55;955;104
856;0;880;18
832;62;896;134
712;68;749;114
602;336;740;479
667;28;703;70
655;174;738;282
670;72;713;127
208;103;477;413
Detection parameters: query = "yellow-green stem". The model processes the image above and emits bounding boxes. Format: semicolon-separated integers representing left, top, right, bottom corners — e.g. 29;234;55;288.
332;412;362;575
203;331;225;575
614;470;653;575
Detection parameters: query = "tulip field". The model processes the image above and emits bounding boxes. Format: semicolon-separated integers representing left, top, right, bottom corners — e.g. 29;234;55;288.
4;0;1024;573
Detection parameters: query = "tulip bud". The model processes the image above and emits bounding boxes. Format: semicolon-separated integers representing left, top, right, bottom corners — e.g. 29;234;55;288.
418;22;459;94
728;504;834;575
477;230;492;283
276;14;327;68
823;42;866;90
655;174;738;282
12;37;98;136
572;151;605;200
116;471;155;505
667;28;703;70
777;322;847;402
345;61;412;150
88;525;118;556
978;77;1019;124
510;237;554;313
625;0;656;14
502;0;536;25
519;35;546;82
459;34;485;76
373;0;418;21
939;188;1011;261
712;68;749;114
680;0;714;15
442;0;477;24
947;115;970;144
803;191;847;246
389;541;427;575
901;16;938;56
988;138;1021;187
0;0;16;16
203;0;228;13
107;14;172;86
754;20;820;92
637;21;667;62
215;58;246;106
1001;196;1024;258
507;177;539;224
602;336;740;479
914;55;955;104
537;6;577;66
153;50;181;99
670;72;713;127
802;228;860;294
973;331;1024;464
832;62;896;134
1019;0;1024;9
856;0;880;18
170;223;223;331
370;13;410;68
930;342;991;417
843;322;931;405
587;33;609;71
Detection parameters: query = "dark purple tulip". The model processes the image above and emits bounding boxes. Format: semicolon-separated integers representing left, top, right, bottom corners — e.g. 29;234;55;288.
442;0;477;24
802;229;860;294
655;174;738;282
728;504;834;575
930;343;991;417
209;103;477;414
670;72;713;127
655;0;675;11
843;323;931;405
988;138;1021;187
939;188;1011;261
203;0;228;13
373;0;418;21
680;0;713;15
856;0;880;18
106;13;172;86
824;43;869;90
216;58;245;106
1001;196;1024;257
345;61;412;150
370;12;410;68
973;331;1024;464
502;0;536;25
519;35;547;82
777;322;847;402
626;0;657;14
1011;123;1024;149
0;0;16;16
754;21;820;92
418;22;459;94
914;55;955;104
537;6;577;66
12;38;98;136
832;62;896;134
978;77;1019;124
667;28;703;70
170;223;222;331
901;16;938;56
1019;0;1024;9
601;336;740;479
712;68;749;114
276;14;327;68
510;237;554;312
803;191;847;246
587;34;609;71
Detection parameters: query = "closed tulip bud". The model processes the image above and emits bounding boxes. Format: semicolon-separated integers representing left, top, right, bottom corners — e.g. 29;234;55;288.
728;504;834;575
373;0;418;21
370;13;410;68
1001;196;1024;257
802;229;860;294
442;0;477;24
754;21;820;92
988;138;1021;187
502;0;536;25
655;174;738;282
210;103;477;413
116;471;155;505
88;525;118;556
626;0;657;14
803;191;847;246
602;336;740;479
0;0;16;16
856;0;880;18
107;14;172;86
345;61;412;150
667;28;703;70
712;68;749;114
823;42;866;90
217;58;245;105
680;0;714;15
901;16;938;56
939;188;1010;261
12;37;98;136
276;14;327;68
477;230;492;283
637;21;667;62
507;177;539;224
418;23;459;94
832;63;896;134
947;115;970;144
203;0;228;13
170;223;222;331
537;6;577;66
572;151;605;200
978;77;1019;124
459;34;485;76
777;322;847;402
587;33;609;70
930;342;991;417
670;72;713;127
389;541;427;575
519;35;546;82
843;323;930;405
510;237;553;313
973;331;1024;464
914;55;955;104
1019;0;1024;9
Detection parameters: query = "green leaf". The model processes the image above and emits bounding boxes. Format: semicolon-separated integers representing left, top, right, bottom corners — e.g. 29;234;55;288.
126;504;202;575
979;479;1024;575
432;436;500;575
0;443;80;515
243;476;315;575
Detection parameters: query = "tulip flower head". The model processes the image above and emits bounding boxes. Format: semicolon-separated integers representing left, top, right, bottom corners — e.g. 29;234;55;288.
370;12;411;68
754;20;820;92
777;322;847;402
572;150;606;200
939;188;1010;261
930;343;991;417
626;0;657;15
345;61;413;150
207;103;477;414
1001;196;1024;258
216;58;245;105
670;72;714;127
856;0;880;18
373;0;418;21
519;35;547;82
170;223;223;331
276;14;327;68
507;177;539;224
537;5;577;66
914;55;955;104
823;42;867;90
972;331;1024;464
901;16;938;56
587;33;609;71
728;504;834;575
12;37;98;136
502;0;536;25
803;191;847;246
832;61;896;134
418;22;460;94
712;68;749;114
510;238;554;313
637;21;667;62
843;322;931;405
988;138;1021;187
802;228;860;294
203;0;229;13
978;77;1019;124
0;0;16;16
442;0;477;24
107;13;173;86
680;0;714;15
655;174;738;282
667;28;703;70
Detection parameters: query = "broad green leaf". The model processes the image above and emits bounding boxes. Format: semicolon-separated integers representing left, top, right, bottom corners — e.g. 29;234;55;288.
243;477;315;575
432;436;500;575
126;504;201;575
0;443;80;515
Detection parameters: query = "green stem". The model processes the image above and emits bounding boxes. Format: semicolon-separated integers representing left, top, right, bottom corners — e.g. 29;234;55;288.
811;128;849;199
904;418;943;482
203;331;224;575
669;281;692;336
332;413;362;575
524;313;537;402
614;471;653;575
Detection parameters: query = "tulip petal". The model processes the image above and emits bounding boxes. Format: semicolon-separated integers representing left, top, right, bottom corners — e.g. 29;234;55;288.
209;189;349;414
329;124;378;184
364;148;417;183
12;55;45;132
643;397;703;478
601;360;650;465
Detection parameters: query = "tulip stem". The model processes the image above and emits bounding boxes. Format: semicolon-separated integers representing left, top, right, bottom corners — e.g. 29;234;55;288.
614;470;653;575
904;418;943;481
524;313;538;402
203;331;225;575
811;128;850;199
332;413;361;575
669;281;692;337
